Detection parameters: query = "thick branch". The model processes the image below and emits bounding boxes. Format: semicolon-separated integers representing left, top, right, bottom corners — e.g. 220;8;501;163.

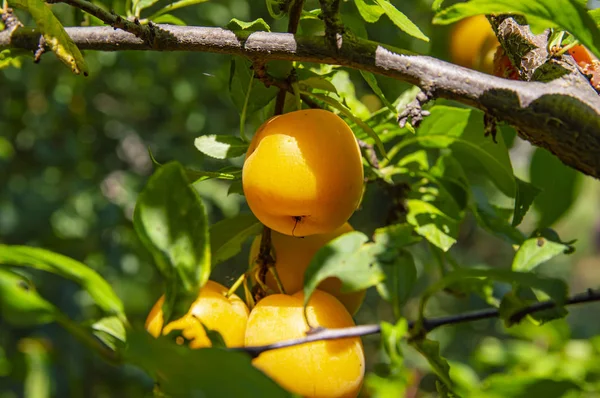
236;289;600;358
2;25;600;178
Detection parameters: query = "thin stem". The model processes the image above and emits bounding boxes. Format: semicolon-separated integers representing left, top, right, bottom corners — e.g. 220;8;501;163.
235;289;600;358
226;273;246;298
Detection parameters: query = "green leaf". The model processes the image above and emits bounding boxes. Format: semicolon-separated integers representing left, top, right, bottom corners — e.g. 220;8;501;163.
410;339;455;392
418;106;515;197
376;249;417;316
303;231;385;306
0;268;57;327
381;319;408;366
360;71;397;114
209;213;262;266
149;149;241;182
374;0;429;42
0;245;125;319
0;49;27;69
530;148;582;228
512;236;570;272
433;0;600;60
512;178;541;227
471;198;525;245
406;199;459;252
194;135;248;159
298;76;338;94
229;58;278;115
20;338;51;398
354;0;384;23
150;14;186;25
125;331;293;397
146;0;210;20
133;0;160;16
26;0;88;75
133;161;210;299
226;18;271;32
480;374;580;397
91;316;127;352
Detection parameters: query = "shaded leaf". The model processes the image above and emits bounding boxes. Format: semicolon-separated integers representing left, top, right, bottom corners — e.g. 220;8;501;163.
147;0;210;20
26;0;88;75
376;250;417;316
374;0;429;42
303;231;385;306
360;70;397;114
530;147;582;228
209;213;262;266
480;374;580;397
433;0;600;59
512;178;541;227
229;58;278;115
0;245;125;319
410;339;455;392
125;330;293;397
91;316;127;352
195;135;248;159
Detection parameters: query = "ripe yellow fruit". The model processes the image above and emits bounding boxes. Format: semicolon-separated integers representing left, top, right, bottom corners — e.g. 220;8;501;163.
449;15;499;74
242;109;364;237
249;222;366;315
245;290;365;398
145;280;249;348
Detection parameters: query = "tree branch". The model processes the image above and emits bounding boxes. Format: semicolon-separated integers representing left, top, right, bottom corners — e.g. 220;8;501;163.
2;25;600;178
234;289;600;358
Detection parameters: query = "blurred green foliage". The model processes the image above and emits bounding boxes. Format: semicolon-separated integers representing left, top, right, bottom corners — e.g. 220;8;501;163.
2;0;600;397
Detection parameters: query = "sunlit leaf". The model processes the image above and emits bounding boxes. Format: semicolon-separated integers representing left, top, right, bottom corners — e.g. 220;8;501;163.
0;245;125;319
26;0;88;75
227;18;271;32
229;58;278;115
194;135;248;159
406;199;459;252
354;0;384;23
374;0;429;41
0;268;57;327
512;236;570;272
151;14;186;25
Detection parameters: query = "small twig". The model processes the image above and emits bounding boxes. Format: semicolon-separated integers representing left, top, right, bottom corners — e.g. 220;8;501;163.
33;35;45;63
234;288;600;358
397;90;433;129
358;139;380;168
1;5;23;32
251;227;276;302
287;0;304;34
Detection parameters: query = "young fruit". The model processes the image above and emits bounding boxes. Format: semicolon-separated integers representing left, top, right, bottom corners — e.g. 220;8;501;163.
145;280;249;348
249;222;366;315
449;15;499;74
242;109;364;237
245;290;365;398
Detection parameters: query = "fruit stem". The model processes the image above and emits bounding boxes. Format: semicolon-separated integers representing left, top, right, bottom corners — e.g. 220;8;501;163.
243;276;256;310
226;273;246;298
555;40;580;57
268;266;287;295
